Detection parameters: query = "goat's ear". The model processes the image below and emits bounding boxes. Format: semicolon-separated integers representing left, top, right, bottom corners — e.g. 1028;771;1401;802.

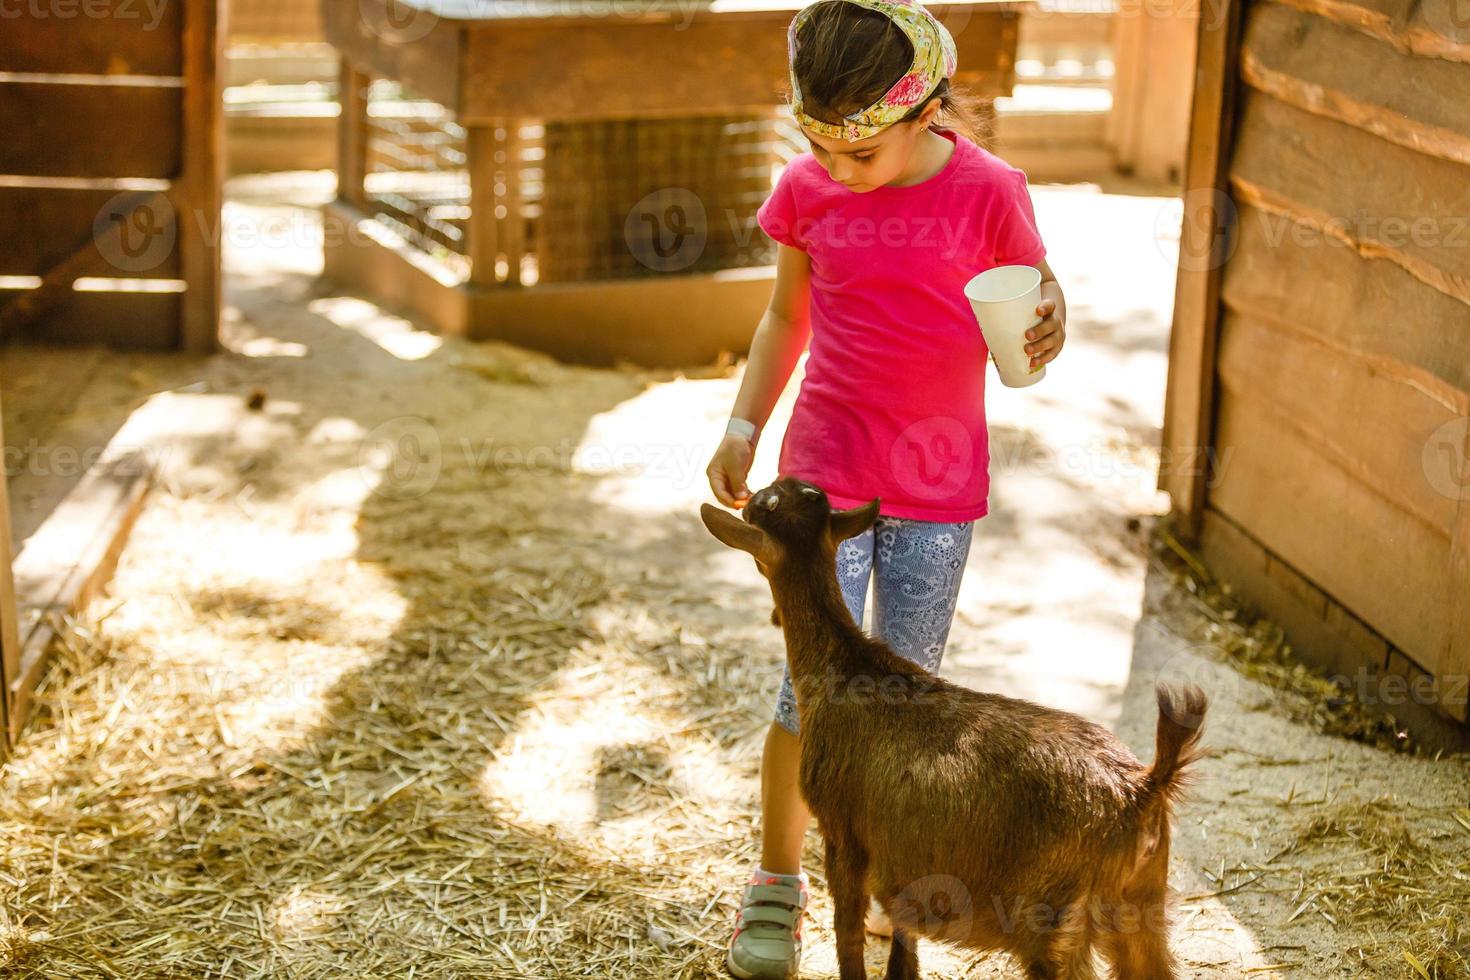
829;497;880;542
700;502;769;557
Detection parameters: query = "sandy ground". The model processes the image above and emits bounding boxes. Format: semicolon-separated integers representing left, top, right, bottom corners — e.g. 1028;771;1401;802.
1;173;1466;979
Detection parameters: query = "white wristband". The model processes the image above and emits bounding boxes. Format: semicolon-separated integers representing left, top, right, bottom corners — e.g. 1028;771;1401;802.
726;417;758;444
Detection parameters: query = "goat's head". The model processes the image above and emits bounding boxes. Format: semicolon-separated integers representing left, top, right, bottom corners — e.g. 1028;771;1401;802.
700;477;879;624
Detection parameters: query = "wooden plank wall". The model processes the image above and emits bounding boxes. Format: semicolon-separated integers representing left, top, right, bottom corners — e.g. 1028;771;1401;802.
0;0;221;352
1167;0;1470;733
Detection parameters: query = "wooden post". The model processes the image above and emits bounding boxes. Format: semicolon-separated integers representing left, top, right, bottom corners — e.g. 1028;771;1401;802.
499;120;525;287
1157;0;1246;542
338;59;370;211
1109;1;1200;182
179;0;223;354
1446;421;1470;723
467;124;500;287
0;393;21;759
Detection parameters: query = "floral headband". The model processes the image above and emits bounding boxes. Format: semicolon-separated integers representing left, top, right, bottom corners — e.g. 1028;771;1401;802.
786;0;958;142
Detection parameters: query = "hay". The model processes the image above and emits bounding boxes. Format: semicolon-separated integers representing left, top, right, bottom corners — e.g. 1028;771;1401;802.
1275;798;1470;978
0;371;789;979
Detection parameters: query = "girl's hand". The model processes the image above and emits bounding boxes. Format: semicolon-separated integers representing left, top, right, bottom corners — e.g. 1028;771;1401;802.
707;433;755;509
1025;299;1065;371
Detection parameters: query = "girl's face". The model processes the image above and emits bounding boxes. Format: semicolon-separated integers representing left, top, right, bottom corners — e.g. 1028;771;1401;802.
801;100;943;192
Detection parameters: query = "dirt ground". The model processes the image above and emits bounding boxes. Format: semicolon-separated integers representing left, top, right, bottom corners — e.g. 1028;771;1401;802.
1;174;1467;979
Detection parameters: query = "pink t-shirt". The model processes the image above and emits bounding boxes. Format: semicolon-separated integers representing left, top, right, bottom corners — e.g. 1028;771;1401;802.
755;127;1047;522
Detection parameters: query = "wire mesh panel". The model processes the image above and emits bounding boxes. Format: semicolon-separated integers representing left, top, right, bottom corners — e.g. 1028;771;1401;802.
535;113;785;284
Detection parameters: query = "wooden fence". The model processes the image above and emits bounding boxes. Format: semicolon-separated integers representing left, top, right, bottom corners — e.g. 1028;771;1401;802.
0;0;223;352
1162;0;1470;742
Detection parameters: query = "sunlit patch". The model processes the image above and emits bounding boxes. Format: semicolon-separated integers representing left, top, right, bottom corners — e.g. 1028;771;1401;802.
238;336;310;358
270;886;347;941
307;296;443;360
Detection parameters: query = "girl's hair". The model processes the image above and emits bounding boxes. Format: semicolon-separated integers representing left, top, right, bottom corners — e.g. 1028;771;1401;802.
790;1;992;145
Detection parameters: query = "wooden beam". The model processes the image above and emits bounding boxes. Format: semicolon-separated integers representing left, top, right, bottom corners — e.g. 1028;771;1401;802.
0;191;171;342
0;82;182;179
321;0;462;111
7;452;152;747
459;15;1014;122
466;124;499;286
499;122;526;288
1221;201;1470;406
0;187;182;280
337;59;371;210
1229;92;1470;307
1241;2;1470;167
1271;0;1470;64
0;0;185;75
1444;423;1470;723
179;0;224;354
0;393;20;759
1158;0;1247;542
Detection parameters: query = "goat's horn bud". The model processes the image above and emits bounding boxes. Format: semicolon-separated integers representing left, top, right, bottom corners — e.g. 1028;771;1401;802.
763;494;780;510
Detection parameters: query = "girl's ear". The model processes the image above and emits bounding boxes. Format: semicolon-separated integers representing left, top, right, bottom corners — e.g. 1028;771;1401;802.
700;503;770;557
829;498;880;542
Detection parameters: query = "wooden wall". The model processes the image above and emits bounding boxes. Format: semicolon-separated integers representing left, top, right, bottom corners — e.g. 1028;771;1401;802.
0;0;223;352
1162;0;1470;738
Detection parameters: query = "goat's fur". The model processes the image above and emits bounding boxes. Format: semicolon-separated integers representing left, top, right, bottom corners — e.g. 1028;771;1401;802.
701;477;1208;980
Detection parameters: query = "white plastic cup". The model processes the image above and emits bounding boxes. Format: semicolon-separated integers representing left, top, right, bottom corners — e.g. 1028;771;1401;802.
964;265;1045;388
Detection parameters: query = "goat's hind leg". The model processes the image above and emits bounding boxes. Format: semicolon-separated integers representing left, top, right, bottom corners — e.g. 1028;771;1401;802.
1099;888;1177;979
883;921;918;980
1025;902;1099;980
823;834;869;980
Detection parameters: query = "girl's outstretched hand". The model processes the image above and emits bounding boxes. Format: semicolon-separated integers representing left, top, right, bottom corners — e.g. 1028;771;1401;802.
1025;299;1065;371
707;433;755;509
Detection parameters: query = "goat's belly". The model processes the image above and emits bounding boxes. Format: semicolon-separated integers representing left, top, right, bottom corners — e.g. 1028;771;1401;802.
868;865;1088;956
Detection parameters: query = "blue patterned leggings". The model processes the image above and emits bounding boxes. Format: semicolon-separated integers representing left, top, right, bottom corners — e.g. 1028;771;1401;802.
774;514;976;735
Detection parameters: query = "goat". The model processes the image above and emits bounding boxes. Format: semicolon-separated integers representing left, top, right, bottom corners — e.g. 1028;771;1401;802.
701;476;1207;980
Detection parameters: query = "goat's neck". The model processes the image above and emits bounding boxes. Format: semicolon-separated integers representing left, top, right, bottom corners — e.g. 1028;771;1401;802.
769;556;870;681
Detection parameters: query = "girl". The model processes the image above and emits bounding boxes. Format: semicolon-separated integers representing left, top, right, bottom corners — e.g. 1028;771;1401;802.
704;1;1066;976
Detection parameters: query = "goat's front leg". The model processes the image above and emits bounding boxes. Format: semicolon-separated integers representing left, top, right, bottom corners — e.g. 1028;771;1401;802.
824;833;869;980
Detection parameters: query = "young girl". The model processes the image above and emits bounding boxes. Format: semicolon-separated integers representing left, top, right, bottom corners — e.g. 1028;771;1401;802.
704;0;1066;976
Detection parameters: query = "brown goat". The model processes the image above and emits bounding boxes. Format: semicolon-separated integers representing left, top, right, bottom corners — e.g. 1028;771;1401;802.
701;476;1207;980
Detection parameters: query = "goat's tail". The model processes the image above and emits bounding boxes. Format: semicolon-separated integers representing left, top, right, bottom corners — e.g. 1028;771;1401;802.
1144;683;1208;807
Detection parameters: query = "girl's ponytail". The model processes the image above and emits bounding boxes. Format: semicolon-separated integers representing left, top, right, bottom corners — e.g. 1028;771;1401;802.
790;2;995;149
921;79;996;149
